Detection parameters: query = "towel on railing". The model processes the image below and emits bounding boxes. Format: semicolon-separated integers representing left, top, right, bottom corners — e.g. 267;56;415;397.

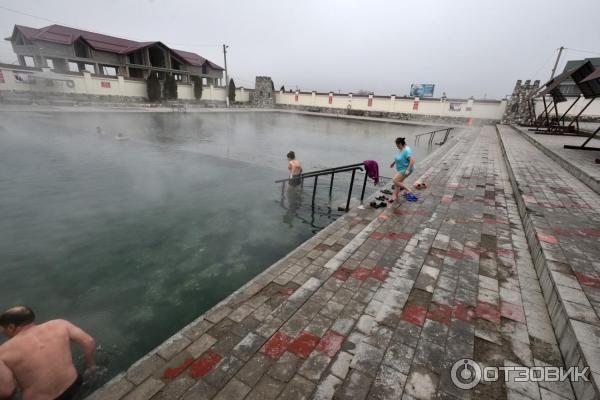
363;160;379;185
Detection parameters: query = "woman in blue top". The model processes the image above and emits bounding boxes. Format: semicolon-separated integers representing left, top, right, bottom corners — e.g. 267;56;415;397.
390;137;415;202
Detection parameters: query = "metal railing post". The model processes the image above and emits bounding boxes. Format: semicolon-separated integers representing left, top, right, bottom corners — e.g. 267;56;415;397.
345;169;356;211
312;176;318;206
329;172;334;197
360;171;368;202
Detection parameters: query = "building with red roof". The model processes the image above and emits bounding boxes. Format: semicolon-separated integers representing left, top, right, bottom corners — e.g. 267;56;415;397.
5;24;224;85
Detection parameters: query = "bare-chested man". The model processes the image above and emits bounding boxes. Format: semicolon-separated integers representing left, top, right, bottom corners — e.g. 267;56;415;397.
287;151;303;187
0;306;96;400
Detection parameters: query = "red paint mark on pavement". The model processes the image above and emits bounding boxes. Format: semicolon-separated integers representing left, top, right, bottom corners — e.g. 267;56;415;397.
537;233;558;244
351;267;372;281
262;332;293;360
476;302;501;325
288;331;320;359
522;195;537;204
401;304;427;327
279;287;296;296
463;247;480;259
189;352;222;378
446;248;463;260
371;267;388;282
396;232;413;241
372;232;386;240
316;330;345;357
575;272;600;289
441;195;453;204
580;229;600;238
453;301;475;323
378;213;391;221
500;301;525;323
497;248;514;258
427;303;453;326
164;357;194;379
333;267;351;281
386;232;398;240
554;227;575;237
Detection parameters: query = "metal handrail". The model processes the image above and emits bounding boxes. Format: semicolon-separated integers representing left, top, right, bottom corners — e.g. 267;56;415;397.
275;162;367;212
414;127;453;147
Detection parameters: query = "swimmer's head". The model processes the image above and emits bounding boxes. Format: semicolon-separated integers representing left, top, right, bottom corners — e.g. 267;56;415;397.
287;151;296;160
0;306;35;338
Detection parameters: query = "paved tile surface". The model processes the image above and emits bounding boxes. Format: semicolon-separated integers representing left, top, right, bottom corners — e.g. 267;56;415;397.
498;125;600;399
513;125;600;189
89;126;583;400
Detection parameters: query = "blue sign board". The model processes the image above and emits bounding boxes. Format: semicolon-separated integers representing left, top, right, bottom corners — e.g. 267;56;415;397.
410;84;435;97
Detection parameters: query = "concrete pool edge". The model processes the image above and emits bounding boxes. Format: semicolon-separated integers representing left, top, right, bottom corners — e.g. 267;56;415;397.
85;126;467;399
0;104;468;129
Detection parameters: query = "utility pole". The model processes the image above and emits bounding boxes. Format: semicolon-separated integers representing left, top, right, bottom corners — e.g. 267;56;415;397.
223;44;229;107
550;46;565;80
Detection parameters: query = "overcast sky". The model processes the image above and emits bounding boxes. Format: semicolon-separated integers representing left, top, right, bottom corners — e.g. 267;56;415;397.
1;0;599;99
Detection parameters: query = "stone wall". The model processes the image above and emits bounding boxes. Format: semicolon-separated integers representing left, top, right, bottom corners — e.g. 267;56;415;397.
275;103;498;126
501;79;540;125
250;76;275;107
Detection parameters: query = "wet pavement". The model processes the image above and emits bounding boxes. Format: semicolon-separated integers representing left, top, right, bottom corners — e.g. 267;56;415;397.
88;125;600;400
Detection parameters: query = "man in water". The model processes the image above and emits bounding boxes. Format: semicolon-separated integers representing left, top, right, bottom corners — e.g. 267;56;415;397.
287;151;303;187
390;137;415;202
0;306;96;400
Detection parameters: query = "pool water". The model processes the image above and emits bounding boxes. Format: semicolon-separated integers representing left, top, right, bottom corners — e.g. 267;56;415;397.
0;111;442;392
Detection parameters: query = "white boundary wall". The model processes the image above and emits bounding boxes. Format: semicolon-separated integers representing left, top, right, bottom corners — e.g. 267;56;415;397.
3;64;597;120
533;97;600;118
0;66;249;102
276;90;506;120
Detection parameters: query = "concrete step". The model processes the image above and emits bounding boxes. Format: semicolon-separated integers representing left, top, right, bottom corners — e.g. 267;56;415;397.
510;125;600;195
496;124;600;399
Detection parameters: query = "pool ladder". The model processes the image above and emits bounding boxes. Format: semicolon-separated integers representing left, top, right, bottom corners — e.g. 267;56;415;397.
275;163;368;212
414;127;453;147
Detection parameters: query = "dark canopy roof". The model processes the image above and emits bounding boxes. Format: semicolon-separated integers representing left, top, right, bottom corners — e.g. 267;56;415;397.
536;61;598;100
5;24;224;70
580;68;600;98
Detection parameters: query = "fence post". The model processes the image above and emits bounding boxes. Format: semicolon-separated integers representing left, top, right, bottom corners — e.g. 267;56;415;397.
345;170;356;211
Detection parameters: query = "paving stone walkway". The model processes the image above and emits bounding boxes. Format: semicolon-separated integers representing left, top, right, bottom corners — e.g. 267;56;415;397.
89;126;585;400
511;125;600;195
497;125;600;399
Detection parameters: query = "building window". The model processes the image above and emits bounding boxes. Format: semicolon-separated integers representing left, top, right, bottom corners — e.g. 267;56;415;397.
23;56;35;67
129;68;144;78
128;50;144;65
102;66;117;76
68;62;79;72
84;64;95;73
46;59;54;69
148;46;166;67
74;40;90;58
171;58;182;70
173;73;182;81
202;64;208;74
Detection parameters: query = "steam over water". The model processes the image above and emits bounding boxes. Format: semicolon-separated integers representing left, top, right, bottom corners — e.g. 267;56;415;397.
0;111;440;393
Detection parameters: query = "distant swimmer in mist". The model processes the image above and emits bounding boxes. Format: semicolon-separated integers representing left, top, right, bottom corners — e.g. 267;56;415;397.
287;151;303;187
0;306;97;400
115;132;128;141
390;137;416;202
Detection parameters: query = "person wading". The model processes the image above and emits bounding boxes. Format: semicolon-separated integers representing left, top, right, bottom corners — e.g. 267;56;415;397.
0;306;96;400
390;137;415;202
287;151;303;187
